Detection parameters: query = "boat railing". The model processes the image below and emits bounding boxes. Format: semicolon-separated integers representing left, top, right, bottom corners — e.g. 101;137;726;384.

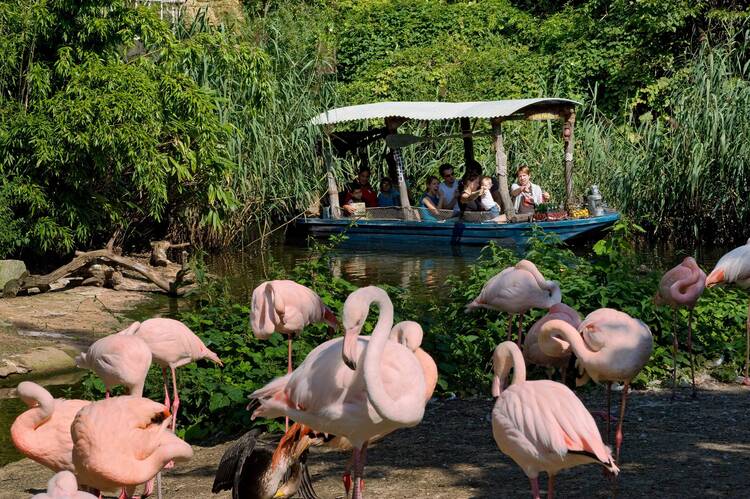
335;207;503;223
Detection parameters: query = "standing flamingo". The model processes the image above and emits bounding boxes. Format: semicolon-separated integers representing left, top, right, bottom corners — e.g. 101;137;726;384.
655;257;706;397
75;330;152;398
128;318;223;431
539;308;653;463
71;396;193;497
467;260;561;346
10;382;90;473
31;471;97;499
706;239;750;384
491;341;618;499
523;303;582;382
250;286;428;499
250;280;338;374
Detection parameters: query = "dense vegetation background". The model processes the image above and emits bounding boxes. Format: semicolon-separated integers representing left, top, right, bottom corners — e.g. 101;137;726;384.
0;0;748;259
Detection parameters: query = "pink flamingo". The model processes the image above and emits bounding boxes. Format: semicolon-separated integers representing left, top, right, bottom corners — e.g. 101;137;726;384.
10;382;90;473
539;308;653;463
250;286;429;499
31;471;97;499
523;303;582;382
467;260;561;346
71;396;193;498
706;239;750;385
655;257;706;397
250;280;338;374
128;318;223;431
75;327;152;398
491;341;618;499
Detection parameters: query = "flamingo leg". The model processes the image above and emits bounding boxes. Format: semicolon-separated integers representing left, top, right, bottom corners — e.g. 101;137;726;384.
687;308;696;398
744;299;750;386
615;381;630;464
606;382;612;445
142;477;154;498
671;308;679;400
156;472;162;499
529;477;541;499
161;367;171;409
343;453;354;496
507;314;514;342
547;474;556;499
560;365;567;385
517;312;525;347
170;366;180;432
285;336;294;431
105;390;111;400
350;443;368;499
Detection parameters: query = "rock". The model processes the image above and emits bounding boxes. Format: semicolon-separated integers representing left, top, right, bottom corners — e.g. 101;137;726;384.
0;259;27;289
0;346;76;379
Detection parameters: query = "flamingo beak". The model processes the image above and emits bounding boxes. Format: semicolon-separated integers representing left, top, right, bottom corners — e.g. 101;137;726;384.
705;269;724;288
491;375;502;398
342;329;359;370
323;307;339;333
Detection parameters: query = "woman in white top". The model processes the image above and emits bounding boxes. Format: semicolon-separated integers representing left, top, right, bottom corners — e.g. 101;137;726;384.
510;165;550;215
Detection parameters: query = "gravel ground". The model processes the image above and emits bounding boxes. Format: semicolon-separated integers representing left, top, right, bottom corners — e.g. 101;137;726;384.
1;381;749;498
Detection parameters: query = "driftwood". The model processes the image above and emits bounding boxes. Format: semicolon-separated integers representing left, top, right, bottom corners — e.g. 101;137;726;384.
150;240;190;267
5;245;192;298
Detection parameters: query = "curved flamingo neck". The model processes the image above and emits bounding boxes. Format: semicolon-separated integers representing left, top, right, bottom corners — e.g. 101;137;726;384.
17;382;55;429
267;282;285;317
539;319;594;364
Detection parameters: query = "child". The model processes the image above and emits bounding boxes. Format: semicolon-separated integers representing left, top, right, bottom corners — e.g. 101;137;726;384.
377;177;401;207
479;176;501;217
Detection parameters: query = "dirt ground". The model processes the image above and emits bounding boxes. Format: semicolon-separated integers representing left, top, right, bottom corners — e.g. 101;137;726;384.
1;381;749;499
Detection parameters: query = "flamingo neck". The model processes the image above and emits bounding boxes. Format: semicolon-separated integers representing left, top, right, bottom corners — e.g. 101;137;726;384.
540;319;593;364
493;342;526;391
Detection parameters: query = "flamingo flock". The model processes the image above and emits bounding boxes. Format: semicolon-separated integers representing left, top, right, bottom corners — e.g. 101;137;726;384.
7;241;750;499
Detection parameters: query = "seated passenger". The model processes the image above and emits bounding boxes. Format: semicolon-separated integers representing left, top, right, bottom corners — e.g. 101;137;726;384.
342;188;367;216
419;176;442;220
438;163;460;214
377;177;401;207
343;166;378;207
479;176;507;223
459;172;482;212
510;165;550;215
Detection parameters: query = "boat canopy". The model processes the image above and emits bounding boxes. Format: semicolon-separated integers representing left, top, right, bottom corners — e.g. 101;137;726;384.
311;98;580;125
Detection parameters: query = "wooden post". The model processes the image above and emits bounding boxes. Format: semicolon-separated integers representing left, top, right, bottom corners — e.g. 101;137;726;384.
563;109;576;212
460;117;474;165
324;145;341;219
385;117;415;220
491;118;514;218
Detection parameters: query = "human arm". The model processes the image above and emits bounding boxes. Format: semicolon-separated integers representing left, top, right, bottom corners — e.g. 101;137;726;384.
510;182;529;197
422;195;440;216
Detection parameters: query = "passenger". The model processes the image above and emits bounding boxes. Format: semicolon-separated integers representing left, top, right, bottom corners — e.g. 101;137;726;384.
459;171;482;212
510;165;550;215
479;176;507;222
344;166;378;208
377;177;401;207
419;176;442;221
342;187;367;216
438;163;460;214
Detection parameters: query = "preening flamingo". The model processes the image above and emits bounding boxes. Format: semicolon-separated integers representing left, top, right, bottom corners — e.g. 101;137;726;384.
491;341;618;499
706;239;750;384
250;286;428;499
30;471;97;499
128;318;223;430
75;329;152;398
540;308;653;463
655;256;706;397
250;280;338;373
71;396;193;497
523;303;582;382
211;423;321;499
10;382;90;473
467;259;561;346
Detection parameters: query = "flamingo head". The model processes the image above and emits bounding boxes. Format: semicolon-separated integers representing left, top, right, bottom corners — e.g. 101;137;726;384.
341;292;372;370
322;306;339;334
201;347;224;367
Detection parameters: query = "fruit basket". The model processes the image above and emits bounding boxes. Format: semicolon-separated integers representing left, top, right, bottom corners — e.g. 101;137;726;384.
533;203;568;221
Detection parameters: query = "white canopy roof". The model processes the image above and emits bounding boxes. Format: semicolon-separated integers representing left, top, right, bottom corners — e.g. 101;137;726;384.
311;98;579;125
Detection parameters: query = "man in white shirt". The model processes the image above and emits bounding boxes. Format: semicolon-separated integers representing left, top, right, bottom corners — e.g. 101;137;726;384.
438;163;460;215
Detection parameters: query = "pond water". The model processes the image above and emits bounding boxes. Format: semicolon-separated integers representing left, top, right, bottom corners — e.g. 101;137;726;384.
0;235;733;467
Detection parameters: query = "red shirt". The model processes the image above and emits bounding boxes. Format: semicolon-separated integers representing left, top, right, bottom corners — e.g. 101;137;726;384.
344;186;377;207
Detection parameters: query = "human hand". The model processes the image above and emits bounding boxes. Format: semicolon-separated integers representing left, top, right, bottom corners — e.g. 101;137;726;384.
542;192;550;202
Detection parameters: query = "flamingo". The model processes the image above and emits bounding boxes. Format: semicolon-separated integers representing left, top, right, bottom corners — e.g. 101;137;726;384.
127;318;223;431
30;471;97;499
523;303;582;382
250;286;428;499
539;308;653;463
74;327;152;398
71;396;193;498
250;280;338;374
705;239;750;384
467;259;561;346
655;256;706;397
491;341;618;499
211;423;321;499
10;382;90;473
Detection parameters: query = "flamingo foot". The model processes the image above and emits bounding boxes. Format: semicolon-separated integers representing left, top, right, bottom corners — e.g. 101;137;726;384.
163;460;175;469
142;477;154;498
343;472;352;495
118;489;128;499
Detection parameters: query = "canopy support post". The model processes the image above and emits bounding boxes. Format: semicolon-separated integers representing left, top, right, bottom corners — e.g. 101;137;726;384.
491;118;514;219
563;108;576;212
324;142;341;219
460;117;474;165
385;117;416;220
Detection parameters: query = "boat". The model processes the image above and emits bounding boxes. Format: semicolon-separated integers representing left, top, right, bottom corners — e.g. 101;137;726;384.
294;98;619;247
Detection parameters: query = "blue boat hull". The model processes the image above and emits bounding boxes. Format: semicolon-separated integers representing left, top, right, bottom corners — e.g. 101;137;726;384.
293;212;620;247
